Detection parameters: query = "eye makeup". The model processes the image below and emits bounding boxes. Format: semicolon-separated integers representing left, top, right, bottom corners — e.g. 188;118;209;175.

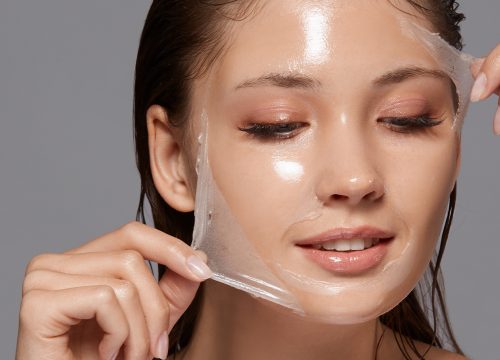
238;122;309;140
234;102;312;141
375;95;451;134
228;72;454;144
377;115;445;133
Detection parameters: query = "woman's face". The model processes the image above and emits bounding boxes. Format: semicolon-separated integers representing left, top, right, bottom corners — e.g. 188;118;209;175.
189;0;460;322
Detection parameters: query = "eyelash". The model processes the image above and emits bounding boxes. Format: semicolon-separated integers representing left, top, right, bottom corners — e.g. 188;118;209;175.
239;116;444;140
377;115;444;133
238;122;308;140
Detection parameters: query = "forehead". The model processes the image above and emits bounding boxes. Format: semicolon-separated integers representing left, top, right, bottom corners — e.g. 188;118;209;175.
211;0;438;90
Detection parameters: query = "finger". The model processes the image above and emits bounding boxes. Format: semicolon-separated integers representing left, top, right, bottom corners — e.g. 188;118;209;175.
21;286;128;360
470;58;485;78
26;252;171;359
66;221;212;282
158;250;206;332
470;43;500;102
23;270;153;359
159;269;201;333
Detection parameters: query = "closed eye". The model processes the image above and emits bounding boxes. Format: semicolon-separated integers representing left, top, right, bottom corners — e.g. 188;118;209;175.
238;122;308;140
377;116;444;133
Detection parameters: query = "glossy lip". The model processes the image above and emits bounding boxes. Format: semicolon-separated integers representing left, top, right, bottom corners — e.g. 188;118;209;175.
294;226;395;274
294;226;395;246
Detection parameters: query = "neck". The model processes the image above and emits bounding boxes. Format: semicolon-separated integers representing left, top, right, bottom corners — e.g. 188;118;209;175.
179;280;394;360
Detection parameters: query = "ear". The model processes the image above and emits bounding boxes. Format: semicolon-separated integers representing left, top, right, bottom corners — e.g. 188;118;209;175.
147;105;195;212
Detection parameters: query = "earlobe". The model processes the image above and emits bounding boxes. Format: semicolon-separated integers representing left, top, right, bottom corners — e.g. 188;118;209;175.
146;105;195;212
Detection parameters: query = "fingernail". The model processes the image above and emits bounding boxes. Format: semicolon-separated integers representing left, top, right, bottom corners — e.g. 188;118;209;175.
470;72;487;102
186;255;213;280
109;351;118;360
155;331;169;360
494;106;500;136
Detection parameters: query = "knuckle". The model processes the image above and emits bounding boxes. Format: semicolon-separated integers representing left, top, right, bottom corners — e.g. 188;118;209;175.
95;285;117;305
161;241;187;263
22;269;45;295
25;253;52;273
120;249;144;269
114;280;138;301
119;221;143;238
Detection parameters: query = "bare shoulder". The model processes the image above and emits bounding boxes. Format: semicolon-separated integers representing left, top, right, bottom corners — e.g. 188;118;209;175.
382;325;469;360
413;341;469;360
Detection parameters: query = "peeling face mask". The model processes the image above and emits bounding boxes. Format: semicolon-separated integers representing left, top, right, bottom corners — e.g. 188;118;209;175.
190;0;476;324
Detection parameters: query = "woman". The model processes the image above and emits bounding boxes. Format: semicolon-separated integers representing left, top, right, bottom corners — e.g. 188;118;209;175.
15;0;500;359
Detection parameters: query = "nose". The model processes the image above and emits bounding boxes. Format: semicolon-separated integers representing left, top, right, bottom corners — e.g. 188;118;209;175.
315;135;384;207
322;176;384;206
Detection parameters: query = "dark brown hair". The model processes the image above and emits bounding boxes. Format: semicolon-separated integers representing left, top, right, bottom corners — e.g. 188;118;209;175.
134;1;466;358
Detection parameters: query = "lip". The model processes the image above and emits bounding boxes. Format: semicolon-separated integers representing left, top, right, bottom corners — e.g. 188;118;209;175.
294;226;394;246
294;226;395;274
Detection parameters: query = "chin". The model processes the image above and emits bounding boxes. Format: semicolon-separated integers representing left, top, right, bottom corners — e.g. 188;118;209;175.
283;285;410;325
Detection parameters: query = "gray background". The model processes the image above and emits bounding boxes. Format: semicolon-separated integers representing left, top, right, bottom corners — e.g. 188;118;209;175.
1;1;499;359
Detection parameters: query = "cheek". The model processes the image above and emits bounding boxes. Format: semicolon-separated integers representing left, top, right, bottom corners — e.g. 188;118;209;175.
210;146;305;252
385;137;459;258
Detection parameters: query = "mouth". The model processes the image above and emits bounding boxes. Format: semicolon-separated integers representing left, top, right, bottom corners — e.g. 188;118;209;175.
294;226;395;274
303;237;387;252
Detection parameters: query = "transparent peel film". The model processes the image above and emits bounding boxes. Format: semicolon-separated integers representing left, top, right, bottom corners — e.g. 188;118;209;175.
193;118;297;308
400;19;476;129
192;11;475;324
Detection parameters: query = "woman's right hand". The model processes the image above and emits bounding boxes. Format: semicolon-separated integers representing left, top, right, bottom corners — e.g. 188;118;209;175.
15;221;212;360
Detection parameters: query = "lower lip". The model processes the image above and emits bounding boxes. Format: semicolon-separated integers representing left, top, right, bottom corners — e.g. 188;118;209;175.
298;239;392;275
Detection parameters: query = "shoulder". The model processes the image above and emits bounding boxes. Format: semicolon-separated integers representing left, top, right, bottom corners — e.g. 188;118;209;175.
413;341;469;360
382;325;469;360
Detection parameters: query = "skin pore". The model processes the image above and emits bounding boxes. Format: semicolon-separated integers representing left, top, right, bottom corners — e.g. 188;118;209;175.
147;0;465;359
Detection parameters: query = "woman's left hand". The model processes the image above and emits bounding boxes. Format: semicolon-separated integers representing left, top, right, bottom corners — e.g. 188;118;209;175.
470;43;500;135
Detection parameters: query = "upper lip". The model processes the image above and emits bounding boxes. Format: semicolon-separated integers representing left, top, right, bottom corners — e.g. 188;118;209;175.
294;226;395;246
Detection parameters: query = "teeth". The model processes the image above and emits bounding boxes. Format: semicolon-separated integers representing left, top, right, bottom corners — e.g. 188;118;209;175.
334;239;351;251
321;241;337;251
316;238;380;252
350;239;365;251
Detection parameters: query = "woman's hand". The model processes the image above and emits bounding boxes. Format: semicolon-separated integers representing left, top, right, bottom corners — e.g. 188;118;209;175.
470;43;500;135
16;221;212;360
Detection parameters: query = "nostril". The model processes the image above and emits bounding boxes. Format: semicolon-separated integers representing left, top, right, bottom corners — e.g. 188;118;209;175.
329;189;383;203
331;194;349;201
318;175;384;205
365;189;384;201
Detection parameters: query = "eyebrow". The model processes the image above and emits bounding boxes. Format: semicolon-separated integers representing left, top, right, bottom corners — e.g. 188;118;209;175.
233;66;449;91
373;66;450;87
234;73;321;91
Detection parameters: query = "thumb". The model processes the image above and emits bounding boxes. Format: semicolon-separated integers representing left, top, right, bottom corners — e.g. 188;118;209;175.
470;58;486;78
158;251;210;332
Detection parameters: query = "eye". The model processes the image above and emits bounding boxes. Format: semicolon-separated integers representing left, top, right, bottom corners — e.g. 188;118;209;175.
377;115;445;133
238;122;308;140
